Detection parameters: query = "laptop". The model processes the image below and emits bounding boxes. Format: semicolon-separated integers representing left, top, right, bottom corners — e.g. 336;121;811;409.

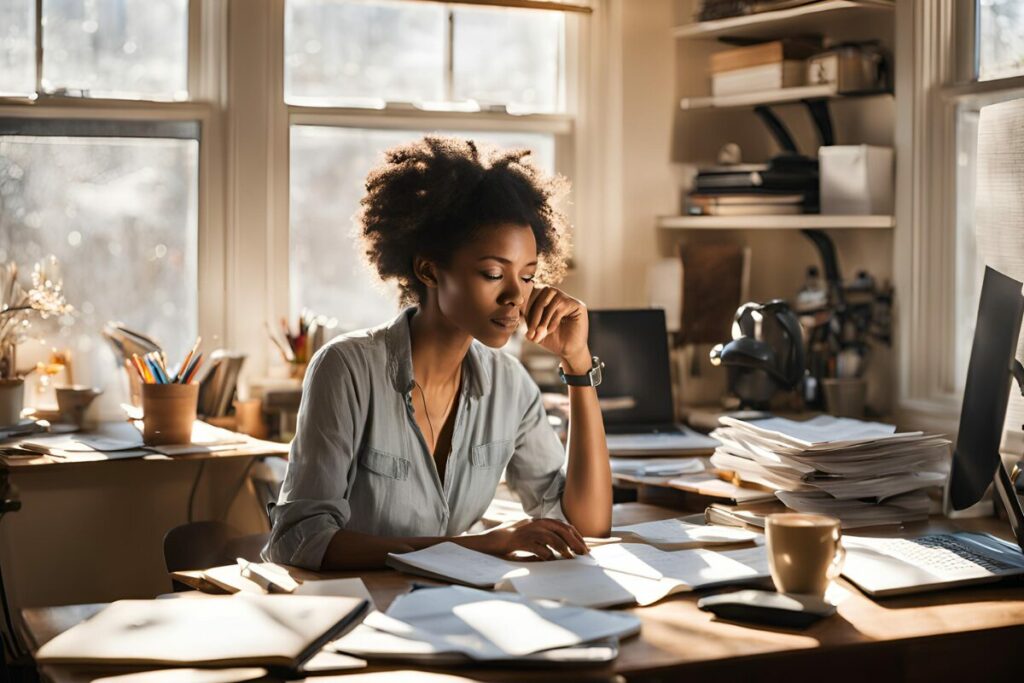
587;309;719;456
840;267;1024;597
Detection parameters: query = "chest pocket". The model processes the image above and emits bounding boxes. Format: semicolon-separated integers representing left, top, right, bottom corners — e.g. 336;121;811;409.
359;448;411;480
471;439;513;469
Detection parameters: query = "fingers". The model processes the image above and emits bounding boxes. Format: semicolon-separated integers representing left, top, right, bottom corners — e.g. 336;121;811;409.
525;287;557;339
528;540;557;561
532;519;589;556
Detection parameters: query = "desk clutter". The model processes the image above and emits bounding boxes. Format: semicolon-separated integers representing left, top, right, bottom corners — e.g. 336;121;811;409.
709;415;950;528
0;419;286;461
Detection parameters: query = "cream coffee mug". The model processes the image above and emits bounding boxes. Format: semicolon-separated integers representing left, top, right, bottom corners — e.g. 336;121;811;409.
765;513;845;596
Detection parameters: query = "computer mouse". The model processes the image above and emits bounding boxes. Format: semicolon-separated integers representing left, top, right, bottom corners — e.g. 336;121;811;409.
697;589;836;629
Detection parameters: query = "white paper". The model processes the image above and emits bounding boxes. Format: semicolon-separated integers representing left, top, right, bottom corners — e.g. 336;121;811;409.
611;518;759;549
333;586;639;660
606;428;719;454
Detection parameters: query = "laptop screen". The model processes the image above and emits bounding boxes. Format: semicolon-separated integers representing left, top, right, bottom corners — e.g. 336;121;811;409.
587;309;675;426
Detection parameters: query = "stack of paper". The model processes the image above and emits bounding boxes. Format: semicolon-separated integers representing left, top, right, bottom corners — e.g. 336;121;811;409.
333;585;640;664
387;541;769;608
709;416;951;527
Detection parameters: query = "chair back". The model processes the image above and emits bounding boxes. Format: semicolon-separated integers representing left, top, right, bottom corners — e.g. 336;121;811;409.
163;520;267;574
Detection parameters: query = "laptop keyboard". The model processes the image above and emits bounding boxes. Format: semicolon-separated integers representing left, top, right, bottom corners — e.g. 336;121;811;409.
873;534;1016;574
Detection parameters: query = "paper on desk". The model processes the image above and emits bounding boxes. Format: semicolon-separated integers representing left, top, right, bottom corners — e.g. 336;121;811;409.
388;541;770;608
610;457;705;477
332;586;639;660
606;428;719;455
611;518;759;549
718;415;908;451
667;473;777;503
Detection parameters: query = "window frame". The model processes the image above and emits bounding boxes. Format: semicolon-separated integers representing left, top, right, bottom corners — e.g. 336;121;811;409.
0;0;227;359
895;0;1024;431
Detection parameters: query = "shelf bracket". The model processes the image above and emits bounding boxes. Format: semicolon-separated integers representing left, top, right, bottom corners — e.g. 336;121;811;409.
802;98;835;147
752;105;798;154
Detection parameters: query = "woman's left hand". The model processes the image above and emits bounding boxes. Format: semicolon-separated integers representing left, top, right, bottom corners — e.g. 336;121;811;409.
524;285;591;371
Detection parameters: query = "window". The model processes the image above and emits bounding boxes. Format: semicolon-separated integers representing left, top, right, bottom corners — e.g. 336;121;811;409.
0;1;205;409
951;1;1024;392
978;0;1024;81
284;0;575;332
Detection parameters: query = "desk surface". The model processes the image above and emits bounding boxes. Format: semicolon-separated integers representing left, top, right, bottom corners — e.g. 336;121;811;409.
0;421;289;471
22;503;1024;683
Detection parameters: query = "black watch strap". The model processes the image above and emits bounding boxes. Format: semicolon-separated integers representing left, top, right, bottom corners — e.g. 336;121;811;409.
558;356;603;387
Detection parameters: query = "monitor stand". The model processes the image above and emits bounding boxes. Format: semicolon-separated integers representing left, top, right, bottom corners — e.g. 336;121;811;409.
997;359;1024;552
995;448;1024;553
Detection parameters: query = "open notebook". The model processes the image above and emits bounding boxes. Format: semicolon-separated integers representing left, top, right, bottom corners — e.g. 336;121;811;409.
387;542;769;608
35;594;369;671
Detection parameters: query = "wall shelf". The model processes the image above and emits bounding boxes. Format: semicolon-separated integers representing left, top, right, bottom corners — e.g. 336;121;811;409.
673;0;894;41
657;214;894;230
680;85;892;111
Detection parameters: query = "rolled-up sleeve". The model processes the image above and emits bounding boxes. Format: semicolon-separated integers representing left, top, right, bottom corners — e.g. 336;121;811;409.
504;369;569;523
261;344;366;569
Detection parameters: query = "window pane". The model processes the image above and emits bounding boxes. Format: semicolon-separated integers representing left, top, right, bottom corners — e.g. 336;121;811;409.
0;135;199;406
453;7;563;113
0;0;35;95
42;0;188;99
954;106;985;390
290;126;555;331
978;0;1024;81
285;0;446;106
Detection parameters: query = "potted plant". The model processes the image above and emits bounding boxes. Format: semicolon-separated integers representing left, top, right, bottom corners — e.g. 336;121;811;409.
0;256;73;426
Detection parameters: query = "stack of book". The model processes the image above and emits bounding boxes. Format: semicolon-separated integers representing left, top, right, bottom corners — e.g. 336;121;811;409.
687;156;819;215
708;415;951;528
709;38;821;97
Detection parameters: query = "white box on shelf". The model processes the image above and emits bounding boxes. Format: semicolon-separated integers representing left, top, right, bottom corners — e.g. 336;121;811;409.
819;145;893;215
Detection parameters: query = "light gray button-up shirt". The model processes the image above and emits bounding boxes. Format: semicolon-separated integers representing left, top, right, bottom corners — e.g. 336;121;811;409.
262;307;568;570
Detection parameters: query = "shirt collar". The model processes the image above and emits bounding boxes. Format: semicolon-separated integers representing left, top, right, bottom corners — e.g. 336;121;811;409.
384;306;491;399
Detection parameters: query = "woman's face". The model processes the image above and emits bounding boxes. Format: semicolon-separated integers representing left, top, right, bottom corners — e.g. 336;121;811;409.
431;222;538;348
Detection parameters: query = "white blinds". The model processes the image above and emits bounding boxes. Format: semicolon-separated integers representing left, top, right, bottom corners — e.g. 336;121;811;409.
974;98;1024;449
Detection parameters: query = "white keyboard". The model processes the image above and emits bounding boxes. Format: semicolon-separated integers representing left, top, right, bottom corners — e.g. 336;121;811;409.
871;534;1015;575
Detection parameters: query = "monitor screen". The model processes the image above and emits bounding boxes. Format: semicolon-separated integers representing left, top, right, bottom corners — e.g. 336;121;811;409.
949;266;1024;510
587;309;675;426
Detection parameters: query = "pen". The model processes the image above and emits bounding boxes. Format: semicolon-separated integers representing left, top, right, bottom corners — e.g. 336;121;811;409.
237;557;301;593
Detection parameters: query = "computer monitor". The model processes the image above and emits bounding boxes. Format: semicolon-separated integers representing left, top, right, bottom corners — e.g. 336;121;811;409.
587;309;675;428
948;266;1024;551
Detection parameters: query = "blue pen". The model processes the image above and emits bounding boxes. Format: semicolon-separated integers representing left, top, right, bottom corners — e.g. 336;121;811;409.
146;356;166;384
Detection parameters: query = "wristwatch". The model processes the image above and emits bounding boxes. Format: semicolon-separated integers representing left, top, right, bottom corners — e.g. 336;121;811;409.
558;356;604;387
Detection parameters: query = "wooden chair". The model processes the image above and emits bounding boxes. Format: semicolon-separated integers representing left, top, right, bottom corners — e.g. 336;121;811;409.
162;520;268;590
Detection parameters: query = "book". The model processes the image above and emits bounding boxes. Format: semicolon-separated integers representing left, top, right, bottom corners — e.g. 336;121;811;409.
198;351;246;418
387;541;770;608
333;585;640;663
688;204;804;216
688;193;805;206
711;61;806;97
709;38;822;74
35;594;370;670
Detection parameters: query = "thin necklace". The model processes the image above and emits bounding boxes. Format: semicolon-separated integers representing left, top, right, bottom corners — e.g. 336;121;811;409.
413;372;460;449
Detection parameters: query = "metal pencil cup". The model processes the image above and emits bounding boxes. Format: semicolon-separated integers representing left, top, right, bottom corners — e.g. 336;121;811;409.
141;383;198;446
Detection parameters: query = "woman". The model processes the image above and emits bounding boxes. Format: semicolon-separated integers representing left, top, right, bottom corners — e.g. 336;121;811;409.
263;136;611;571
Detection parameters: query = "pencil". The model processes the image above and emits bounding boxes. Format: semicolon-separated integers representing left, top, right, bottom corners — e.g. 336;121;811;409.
175;336;202;383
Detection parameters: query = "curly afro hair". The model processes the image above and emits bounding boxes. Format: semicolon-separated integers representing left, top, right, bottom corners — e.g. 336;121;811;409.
357;135;572;306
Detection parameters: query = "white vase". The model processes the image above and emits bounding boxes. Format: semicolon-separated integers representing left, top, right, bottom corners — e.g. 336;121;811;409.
0;378;24;427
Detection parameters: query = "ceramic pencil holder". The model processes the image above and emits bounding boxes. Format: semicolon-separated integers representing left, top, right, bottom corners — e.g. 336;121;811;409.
141;383;198;446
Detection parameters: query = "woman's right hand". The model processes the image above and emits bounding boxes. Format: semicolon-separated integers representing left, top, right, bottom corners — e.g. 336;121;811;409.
463;518;589;560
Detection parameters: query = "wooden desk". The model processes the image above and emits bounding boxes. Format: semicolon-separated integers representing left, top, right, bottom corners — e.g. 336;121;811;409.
0;422;289;666
21;504;1024;683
